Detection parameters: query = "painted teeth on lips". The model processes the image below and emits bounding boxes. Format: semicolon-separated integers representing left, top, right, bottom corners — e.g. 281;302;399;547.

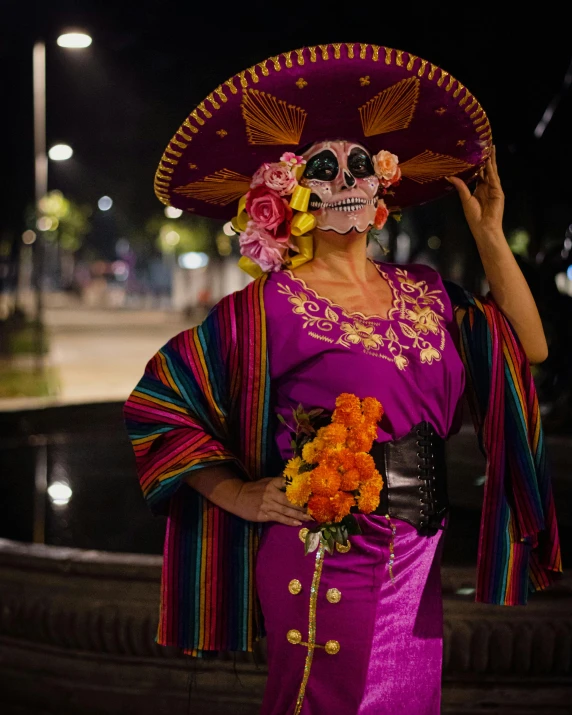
309;198;375;211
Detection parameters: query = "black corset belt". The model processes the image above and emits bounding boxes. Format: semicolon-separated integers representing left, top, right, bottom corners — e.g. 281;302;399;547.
352;420;449;537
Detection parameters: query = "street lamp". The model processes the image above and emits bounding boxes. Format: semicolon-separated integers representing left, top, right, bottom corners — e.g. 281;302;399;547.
32;31;91;370
56;32;92;49
48;144;74;161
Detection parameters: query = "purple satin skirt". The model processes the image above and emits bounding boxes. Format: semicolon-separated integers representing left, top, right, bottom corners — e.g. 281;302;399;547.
256;514;447;715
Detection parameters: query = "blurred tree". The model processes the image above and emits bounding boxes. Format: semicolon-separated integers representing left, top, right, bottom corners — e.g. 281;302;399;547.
145;213;215;256
27;191;91;253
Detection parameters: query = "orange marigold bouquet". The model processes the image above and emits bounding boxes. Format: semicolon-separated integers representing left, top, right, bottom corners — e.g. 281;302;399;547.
280;393;384;555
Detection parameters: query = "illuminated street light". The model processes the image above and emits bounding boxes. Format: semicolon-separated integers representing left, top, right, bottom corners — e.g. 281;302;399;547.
164;206;183;219
57;32;92;49
48;143;73;161
30;28;93;432
98;196;113;211
47;481;73;506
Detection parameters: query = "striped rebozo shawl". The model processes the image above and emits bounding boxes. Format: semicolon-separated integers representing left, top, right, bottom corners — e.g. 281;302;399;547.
123;273;562;656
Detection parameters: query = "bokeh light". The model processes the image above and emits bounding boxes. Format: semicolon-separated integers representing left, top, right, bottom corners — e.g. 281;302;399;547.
36;217;53;231
47;481;73;506
164;206;183;219
98;196;113;211
48;144;73;161
164;230;180;246
22;230;36;245
56;32;92;49
178;252;209;269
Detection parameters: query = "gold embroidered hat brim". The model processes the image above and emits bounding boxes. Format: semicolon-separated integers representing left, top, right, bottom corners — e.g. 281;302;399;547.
155;43;492;219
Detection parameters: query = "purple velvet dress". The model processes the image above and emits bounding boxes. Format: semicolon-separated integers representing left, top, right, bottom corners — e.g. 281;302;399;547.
255;260;465;715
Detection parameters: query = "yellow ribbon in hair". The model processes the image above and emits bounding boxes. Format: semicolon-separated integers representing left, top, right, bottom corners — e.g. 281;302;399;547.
237;255;265;278
290;212;316;237
231;194;249;233
289;185;311;213
287;232;314;270
292;164;305;181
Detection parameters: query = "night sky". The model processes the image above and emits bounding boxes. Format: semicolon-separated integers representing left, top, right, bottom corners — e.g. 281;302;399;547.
2;1;571;255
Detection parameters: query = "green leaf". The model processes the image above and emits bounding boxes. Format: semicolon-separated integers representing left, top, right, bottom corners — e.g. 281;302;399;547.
332;527;345;545
308;408;325;418
327;535;335;554
343;515;362;536
305;531;320;555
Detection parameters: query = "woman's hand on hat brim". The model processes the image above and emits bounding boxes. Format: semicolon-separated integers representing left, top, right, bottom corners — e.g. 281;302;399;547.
446;145;505;243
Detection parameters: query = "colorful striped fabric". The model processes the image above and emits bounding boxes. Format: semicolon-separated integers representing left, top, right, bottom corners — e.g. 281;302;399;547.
124;273;562;656
123;274;276;655
445;281;562;604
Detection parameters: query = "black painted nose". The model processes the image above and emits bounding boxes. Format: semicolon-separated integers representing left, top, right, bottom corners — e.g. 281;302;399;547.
341;171;356;189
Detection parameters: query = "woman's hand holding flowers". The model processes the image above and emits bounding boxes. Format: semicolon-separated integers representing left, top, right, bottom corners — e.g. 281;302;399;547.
235;477;310;526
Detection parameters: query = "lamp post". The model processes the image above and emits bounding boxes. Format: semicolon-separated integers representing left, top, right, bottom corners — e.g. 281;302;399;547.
32;31;91;371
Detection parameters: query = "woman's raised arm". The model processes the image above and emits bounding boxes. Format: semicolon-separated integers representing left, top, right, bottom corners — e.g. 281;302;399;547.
447;146;548;364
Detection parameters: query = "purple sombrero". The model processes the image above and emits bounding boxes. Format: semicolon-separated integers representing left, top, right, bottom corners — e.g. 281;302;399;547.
154;43;492;219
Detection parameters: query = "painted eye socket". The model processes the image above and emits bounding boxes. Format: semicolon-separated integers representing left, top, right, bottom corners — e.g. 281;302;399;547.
303;150;339;181
348;149;375;178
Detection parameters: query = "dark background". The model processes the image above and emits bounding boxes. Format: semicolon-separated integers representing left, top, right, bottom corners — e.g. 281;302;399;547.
1;1;571;255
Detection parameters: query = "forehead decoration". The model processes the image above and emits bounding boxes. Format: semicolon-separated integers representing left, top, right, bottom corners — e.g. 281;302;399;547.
154;44;491;220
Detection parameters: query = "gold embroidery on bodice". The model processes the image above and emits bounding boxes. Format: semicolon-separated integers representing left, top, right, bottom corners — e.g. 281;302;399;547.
277;266;447;371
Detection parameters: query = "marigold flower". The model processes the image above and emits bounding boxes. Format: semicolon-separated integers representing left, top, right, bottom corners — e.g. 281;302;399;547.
308;494;337;523
346;425;376;453
357;483;381;514
336;448;355;472
366;469;384;492
362;397;383;425
354;452;376;479
309;464;341;497
315;448;341;469
283;456;303;482
285;472;312;507
339;467;361;491
330;490;356;522
332;393;364;428
318;422;348;446
335;393;361;410
302;437;325;464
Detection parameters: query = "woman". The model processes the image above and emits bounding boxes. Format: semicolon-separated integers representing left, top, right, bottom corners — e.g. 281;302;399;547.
124;44;562;715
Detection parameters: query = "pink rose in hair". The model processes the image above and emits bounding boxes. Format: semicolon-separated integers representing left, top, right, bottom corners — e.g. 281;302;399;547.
373;150;401;188
245;185;293;241
261;163;297;196
251;163;270;188
239;222;287;272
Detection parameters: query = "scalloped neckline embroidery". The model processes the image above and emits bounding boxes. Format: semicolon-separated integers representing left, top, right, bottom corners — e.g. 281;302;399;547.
282;259;400;322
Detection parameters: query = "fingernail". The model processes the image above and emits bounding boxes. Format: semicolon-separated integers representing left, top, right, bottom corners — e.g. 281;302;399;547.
294;520;302;526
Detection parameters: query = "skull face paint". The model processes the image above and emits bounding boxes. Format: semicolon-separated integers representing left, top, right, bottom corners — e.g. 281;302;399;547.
301;140;379;235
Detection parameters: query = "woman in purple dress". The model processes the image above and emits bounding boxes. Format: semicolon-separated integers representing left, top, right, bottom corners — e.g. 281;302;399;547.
124;44;561;715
